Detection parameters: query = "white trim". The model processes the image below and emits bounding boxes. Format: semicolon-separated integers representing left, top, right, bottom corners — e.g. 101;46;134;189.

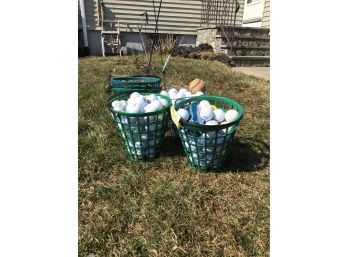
78;0;88;47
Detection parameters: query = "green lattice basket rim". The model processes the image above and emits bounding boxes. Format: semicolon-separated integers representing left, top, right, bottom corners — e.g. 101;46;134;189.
110;75;161;94
174;95;244;132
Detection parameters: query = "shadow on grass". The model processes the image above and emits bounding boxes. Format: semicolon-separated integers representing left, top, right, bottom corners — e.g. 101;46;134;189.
220;137;270;173
160;134;186;157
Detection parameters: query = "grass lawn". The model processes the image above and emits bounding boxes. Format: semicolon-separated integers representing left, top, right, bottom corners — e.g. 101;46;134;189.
79;55;270;257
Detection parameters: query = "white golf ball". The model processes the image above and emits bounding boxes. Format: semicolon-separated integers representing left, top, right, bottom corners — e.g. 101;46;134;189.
225;109;239;123
127;95;145;107
169;92;177;100
184;142;197;152
199;105;214;122
196;110;205;125
159;98;169;107
168;88;178;95
184;91;192;97
157;113;164;121
204;146;214;153
111;100;124;111
120;116;129;124
126;101;145;113
140;133;148;140
220;121;234;134
130;92;141;99
147;94;158;102
213;109;225;123
160;90;169;96
120;100;127;108
178;88;188;94
205;120;219;126
151;100;163;110
177;108;190;121
198;100;211;109
145;124;157;132
175;91;186;99
133;95;146;105
195;91;204;96
144;103;157;113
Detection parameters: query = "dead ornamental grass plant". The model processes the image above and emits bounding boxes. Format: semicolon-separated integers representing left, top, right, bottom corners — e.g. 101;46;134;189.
79;55;270;257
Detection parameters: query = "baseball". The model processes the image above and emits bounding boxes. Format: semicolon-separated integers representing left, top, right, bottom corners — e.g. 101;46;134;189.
189;79;206;93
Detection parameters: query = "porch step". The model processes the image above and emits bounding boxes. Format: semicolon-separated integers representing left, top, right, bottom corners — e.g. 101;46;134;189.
196;26;270;66
221;44;270;56
230;56;270;67
217;35;270;41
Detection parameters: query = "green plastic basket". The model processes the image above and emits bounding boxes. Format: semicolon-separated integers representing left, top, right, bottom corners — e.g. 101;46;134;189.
107;93;172;160
110;76;161;98
174;95;244;171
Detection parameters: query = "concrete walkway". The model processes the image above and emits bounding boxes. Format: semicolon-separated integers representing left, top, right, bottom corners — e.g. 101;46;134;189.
232;67;270;81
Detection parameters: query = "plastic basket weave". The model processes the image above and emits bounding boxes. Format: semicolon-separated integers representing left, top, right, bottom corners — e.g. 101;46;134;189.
107;93;171;160
174;95;243;171
110;76;161;98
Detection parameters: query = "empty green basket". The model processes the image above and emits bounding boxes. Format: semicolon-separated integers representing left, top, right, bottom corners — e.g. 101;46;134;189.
174;95;243;171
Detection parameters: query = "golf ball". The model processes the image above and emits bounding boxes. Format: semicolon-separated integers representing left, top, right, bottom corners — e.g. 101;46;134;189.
120;100;127;108
184;91;192;97
225;109;239;123
111;100;124;111
120;116;129;124
160;90;169;96
147;94;158;102
159;98;169;107
144;103;157;113
130;92;141;99
199;105;214;122
177;108;190;121
195;91;204;96
198;100;211;109
213;109;225;123
205;120;219;126
220;121;234;134
175;91;186;99
168;88;178;95
126;101;144;113
151;100;163;110
179;88;188;94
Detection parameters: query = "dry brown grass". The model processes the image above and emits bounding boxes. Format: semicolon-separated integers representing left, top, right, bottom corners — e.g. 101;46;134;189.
79;55;270;257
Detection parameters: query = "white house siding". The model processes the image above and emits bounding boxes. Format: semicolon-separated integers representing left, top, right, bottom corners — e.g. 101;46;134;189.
262;0;270;28
102;0;202;35
78;0;100;29
78;0;246;55
80;0;245;34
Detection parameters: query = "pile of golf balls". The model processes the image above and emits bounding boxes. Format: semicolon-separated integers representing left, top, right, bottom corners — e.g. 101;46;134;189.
111;92;170;113
160;87;205;137
176;99;239;126
176;99;239;169
160;87;204;104
110;92;170;159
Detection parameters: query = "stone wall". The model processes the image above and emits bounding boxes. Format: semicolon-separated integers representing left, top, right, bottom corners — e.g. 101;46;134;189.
196;27;223;54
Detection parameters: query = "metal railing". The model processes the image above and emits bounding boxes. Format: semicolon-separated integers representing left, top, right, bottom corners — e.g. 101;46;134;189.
201;0;240;54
